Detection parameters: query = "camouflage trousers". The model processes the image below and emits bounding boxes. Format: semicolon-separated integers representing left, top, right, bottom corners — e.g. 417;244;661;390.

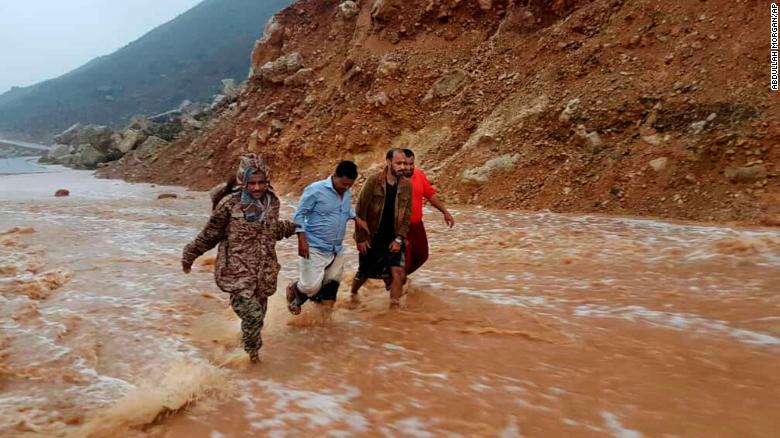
229;292;268;356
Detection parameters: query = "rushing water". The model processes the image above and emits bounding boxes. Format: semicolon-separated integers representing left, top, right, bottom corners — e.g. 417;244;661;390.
1;168;779;437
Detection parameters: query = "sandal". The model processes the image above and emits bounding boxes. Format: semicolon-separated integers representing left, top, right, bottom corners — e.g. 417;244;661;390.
286;283;302;315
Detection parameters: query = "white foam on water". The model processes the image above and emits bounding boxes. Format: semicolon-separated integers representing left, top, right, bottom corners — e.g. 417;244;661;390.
574;305;780;346
408;370;449;380
383;343;423;355
499;416;523;438
380;417;437;438
246;381;368;434
601;411;643;438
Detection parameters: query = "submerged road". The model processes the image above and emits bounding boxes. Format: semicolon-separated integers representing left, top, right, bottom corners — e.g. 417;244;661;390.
0;138;52;151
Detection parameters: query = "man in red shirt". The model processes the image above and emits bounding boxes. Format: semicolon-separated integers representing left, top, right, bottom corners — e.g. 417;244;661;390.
402;149;454;275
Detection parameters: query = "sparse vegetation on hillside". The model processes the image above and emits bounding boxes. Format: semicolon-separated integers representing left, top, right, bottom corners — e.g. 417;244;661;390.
0;0;292;140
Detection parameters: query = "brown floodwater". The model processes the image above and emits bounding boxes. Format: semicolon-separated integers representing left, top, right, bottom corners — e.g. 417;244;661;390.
1;168;779;437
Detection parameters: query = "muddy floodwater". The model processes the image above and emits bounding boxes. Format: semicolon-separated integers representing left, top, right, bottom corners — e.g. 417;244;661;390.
1;168;779;437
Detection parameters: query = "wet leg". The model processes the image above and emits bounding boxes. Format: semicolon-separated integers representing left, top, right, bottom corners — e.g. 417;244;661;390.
229;293;267;363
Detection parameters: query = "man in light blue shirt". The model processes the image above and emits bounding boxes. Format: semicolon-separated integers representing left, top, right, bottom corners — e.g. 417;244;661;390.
286;160;368;314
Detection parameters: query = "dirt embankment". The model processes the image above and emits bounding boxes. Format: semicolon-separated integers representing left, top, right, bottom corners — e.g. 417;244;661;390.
99;0;779;225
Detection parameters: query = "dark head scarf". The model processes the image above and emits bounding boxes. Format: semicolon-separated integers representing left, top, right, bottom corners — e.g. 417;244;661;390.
236;154;271;223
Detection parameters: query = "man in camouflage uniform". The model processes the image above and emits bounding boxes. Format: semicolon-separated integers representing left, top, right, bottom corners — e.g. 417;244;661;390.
182;154;297;363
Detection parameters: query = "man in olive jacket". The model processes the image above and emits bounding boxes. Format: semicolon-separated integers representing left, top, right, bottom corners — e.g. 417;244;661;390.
350;148;412;308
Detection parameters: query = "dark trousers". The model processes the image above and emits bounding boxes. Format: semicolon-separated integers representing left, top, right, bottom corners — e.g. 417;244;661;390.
404;221;429;275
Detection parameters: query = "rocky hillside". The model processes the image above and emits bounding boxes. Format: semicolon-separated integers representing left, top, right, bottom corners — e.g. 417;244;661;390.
0;0;292;140
99;0;779;225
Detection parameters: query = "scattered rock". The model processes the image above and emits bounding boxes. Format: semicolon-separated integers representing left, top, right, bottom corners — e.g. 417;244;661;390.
259;52;304;83
54;189;70;197
284;68;315;87
371;0;402;25
366;91;389;107
210;94;228;111
725;165;767;183
128;116;151;131
574;124;604;152
181;114;203;130
462;154;519;182
270;119;285;133
250;16;286;77
559;98;580;123
476;0;493;11
338;1;359;19
423;70;470;102
376;57;401;78
649;157;669;172
134;136;170;159
247;130;261;153
497;8;536;35
689;120;707;135
641;134;663;146
221;79;239;100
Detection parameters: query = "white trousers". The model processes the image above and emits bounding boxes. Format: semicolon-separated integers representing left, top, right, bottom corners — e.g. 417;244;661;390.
298;248;345;297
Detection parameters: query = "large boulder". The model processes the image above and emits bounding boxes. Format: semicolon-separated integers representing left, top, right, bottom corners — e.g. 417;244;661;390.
371;0;401;24
250;16;286;77
57;154;79;166
53;123;82;145
78;144;110;169
182;114;203;130
258;52;304;84
210;94;228;111
115;129;147;154
44;144;72;162
69;124;114;151
134;136;170;160
128;115;151;132
283;68;315;87
221;79;239;100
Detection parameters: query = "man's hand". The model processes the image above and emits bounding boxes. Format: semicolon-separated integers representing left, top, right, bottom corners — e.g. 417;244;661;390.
357;241;371;254
353;217;369;234
389;240;402;253
182;261;192;274
297;233;310;259
443;211;455;228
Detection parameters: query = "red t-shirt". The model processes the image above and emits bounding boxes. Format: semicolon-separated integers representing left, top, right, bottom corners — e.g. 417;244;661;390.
409;168;436;224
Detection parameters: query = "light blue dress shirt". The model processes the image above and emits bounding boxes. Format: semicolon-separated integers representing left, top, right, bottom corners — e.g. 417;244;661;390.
293;177;356;255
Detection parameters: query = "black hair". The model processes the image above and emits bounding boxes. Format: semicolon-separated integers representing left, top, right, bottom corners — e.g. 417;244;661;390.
402;148;414;158
386;148;404;160
335;160;358;179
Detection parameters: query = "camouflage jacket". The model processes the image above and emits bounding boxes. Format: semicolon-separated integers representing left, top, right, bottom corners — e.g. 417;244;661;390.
182;191;296;296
